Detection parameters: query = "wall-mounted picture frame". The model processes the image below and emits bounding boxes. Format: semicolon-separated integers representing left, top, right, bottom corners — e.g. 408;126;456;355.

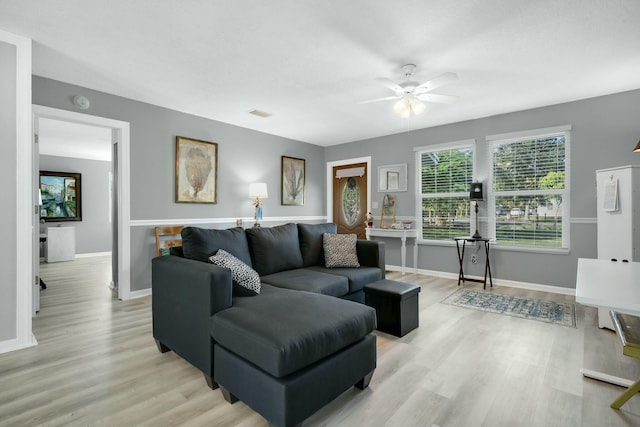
378;163;408;192
175;136;218;204
40;171;82;222
281;155;305;205
387;171;400;190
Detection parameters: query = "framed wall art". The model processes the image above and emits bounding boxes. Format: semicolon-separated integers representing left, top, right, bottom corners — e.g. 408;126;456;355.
175;136;218;204
378;163;407;192
39;171;82;222
281;156;305;206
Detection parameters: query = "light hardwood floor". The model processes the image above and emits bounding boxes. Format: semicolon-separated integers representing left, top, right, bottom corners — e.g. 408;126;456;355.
2;255;640;426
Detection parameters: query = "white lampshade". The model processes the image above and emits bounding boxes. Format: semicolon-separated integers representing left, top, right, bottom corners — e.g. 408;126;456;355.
249;182;268;199
38;189;43;206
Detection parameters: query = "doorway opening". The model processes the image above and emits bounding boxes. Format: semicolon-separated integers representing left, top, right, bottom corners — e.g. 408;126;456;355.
32;105;131;311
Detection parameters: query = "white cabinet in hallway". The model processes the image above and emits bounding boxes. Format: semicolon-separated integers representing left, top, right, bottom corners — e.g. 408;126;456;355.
46;226;75;262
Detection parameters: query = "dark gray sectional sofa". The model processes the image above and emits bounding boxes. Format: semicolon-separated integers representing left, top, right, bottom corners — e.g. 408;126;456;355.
152;222;385;427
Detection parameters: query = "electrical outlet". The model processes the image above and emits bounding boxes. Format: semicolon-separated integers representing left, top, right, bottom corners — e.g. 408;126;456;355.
471;255;478;264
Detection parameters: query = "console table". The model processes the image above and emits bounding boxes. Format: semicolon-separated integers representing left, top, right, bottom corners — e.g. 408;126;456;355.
453;236;493;289
365;228;419;275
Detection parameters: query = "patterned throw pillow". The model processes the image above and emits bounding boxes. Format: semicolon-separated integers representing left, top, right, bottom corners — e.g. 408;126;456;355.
323;233;360;268
209;249;261;295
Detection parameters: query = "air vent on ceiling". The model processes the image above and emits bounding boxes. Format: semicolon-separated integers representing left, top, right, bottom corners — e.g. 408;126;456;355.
249;109;272;118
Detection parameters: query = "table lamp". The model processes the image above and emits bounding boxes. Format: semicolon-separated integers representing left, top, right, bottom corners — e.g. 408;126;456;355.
249;183;268;227
469;182;484;239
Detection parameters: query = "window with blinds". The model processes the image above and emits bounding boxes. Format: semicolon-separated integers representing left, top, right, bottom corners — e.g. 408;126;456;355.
489;129;570;249
416;143;474;241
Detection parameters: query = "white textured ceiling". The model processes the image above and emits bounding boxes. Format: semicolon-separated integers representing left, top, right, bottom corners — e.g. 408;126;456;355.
2;0;640;146
39;118;112;162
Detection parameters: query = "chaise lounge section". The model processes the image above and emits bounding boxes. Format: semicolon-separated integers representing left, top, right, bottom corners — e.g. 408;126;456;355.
152;222;385;426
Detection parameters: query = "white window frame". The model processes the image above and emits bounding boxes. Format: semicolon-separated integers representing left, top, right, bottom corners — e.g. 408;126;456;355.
414;139;477;244
486;125;571;252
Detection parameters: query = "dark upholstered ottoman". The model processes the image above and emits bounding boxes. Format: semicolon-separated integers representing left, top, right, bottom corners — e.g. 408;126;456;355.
364;279;420;337
210;284;377;427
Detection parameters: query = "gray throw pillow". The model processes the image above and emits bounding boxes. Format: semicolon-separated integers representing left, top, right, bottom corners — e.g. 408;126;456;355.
323;233;360;268
210;249;261;295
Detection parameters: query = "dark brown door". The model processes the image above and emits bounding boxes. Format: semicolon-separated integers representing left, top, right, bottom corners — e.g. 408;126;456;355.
332;162;367;239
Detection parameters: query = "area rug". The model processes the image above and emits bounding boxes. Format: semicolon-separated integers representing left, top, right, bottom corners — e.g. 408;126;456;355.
441;288;576;327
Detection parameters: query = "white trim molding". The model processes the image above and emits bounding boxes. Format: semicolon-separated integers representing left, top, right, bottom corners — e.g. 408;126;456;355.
326;156;372;223
32;106;132;300
128;288;152;299
0;29;36;354
75;252;113;258
130;216;328;227
486;124;573;142
398;266;576;296
571;217;596;224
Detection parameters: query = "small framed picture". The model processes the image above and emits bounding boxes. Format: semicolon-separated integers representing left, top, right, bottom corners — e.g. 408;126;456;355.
387;171;400;190
175;136;218;204
281;156;305;205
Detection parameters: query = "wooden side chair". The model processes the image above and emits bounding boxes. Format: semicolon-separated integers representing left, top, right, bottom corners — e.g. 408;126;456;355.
610;311;640;409
154;225;184;257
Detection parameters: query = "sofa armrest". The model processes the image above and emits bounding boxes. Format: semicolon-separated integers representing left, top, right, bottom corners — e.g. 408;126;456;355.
152;255;233;378
356;240;385;279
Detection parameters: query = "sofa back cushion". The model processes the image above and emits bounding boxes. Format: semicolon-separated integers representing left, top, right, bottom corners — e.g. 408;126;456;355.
181;226;253;267
297;223;337;267
245;223;303;276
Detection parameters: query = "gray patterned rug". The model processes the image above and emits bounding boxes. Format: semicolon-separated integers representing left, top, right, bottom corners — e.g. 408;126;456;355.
441;288;576;327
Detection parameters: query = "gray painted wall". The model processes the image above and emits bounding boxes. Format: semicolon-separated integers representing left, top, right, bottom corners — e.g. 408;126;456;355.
40;155;112;255
0;41;17;341
326;89;640;289
32;75;640;291
33;76;326;291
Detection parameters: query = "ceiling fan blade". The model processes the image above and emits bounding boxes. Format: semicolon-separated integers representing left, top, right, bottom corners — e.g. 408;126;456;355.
374;77;404;95
358;95;401;104
416;93;458;104
413;72;458;94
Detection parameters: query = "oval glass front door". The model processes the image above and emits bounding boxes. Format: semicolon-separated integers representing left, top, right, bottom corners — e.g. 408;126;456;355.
342;177;360;226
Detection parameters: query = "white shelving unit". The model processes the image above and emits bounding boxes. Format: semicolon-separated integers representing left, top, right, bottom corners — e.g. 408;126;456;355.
596;165;640;329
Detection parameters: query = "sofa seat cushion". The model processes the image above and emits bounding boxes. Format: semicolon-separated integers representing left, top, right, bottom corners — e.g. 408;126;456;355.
261;268;348;297
210;284;376;378
306;266;383;294
245;223;303;276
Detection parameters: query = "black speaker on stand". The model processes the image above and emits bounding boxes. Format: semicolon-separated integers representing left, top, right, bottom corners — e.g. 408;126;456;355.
469;182;484;239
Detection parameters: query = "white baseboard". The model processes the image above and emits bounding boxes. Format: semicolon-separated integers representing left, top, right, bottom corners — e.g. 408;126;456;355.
385;264;576;296
124;288;152;300
75;251;112;258
0;334;37;355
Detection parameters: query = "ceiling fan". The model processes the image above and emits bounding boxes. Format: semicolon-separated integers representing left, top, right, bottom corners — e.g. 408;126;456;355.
360;64;458;117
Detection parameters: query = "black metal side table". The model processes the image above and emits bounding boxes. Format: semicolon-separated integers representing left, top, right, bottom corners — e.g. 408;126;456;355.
454;237;493;289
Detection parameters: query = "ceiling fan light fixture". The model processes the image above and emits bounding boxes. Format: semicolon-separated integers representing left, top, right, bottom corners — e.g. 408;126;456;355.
393;96;425;117
393;98;410;117
410;98;426;115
